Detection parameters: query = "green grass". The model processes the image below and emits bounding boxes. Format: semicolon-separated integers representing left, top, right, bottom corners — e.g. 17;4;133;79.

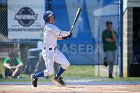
62;65;95;78
0;64;95;82
0;59;140;82
82;77;140;83
0;59;5;76
106;77;140;82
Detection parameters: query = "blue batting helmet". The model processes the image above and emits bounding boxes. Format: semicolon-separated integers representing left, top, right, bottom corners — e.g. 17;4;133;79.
43;10;55;23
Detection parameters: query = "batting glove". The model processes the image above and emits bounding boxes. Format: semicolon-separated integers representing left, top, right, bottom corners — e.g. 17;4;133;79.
62;33;72;40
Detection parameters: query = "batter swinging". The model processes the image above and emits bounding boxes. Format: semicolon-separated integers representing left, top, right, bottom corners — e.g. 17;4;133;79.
31;10;72;87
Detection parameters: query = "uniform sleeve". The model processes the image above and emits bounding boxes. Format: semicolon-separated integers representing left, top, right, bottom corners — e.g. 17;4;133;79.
3;57;10;64
16;58;23;64
53;26;70;37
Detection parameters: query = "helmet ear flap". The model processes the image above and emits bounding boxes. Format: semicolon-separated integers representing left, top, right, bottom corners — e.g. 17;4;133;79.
53;14;55;19
43;14;49;23
44;17;49;23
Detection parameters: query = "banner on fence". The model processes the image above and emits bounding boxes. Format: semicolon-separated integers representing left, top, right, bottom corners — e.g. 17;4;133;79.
8;0;45;39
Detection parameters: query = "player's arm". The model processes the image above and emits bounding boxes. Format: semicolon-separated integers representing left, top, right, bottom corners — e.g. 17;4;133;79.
13;58;23;68
3;58;12;69
4;63;12;69
111;31;117;42
13;63;23;68
53;26;72;40
57;35;71;40
57;36;63;40
52;26;70;36
106;31;117;42
102;31;114;43
57;30;72;40
106;38;116;42
58;31;72;40
59;30;71;37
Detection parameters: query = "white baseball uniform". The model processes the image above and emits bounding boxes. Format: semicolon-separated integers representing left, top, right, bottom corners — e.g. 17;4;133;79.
42;23;70;76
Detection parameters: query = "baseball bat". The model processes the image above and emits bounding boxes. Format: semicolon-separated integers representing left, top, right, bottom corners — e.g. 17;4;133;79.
70;8;81;33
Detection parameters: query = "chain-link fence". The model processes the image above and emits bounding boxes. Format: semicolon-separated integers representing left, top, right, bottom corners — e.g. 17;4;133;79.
0;0;44;78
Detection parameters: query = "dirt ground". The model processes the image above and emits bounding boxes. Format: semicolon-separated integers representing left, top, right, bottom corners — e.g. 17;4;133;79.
0;85;140;93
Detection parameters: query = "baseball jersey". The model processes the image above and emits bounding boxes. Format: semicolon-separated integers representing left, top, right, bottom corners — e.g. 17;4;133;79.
102;30;117;52
43;23;70;49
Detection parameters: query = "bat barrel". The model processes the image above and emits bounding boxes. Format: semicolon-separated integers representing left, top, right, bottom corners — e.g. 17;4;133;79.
70;8;81;33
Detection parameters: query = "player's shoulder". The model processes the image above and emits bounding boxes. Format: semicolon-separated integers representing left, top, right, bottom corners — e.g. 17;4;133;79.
4;57;11;63
102;29;107;33
44;23;60;32
5;57;11;60
46;23;58;29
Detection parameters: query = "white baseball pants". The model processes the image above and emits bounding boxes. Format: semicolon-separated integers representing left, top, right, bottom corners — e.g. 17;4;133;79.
42;48;70;76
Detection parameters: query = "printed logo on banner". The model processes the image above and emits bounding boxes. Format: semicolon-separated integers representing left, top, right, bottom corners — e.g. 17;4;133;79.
14;7;38;27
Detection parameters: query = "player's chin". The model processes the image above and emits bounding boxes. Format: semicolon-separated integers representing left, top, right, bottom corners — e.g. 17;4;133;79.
50;21;55;24
53;20;55;23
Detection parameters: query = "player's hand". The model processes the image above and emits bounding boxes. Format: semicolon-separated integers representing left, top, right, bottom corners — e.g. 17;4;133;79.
62;33;72;40
9;66;12;69
68;33;72;38
12;66;17;69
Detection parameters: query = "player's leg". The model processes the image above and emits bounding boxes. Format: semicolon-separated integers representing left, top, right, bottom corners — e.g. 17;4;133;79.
108;61;114;78
55;49;70;77
52;49;70;86
34;54;49;79
12;67;20;78
5;67;12;79
105;51;112;78
109;51;116;78
31;59;54;87
31;50;55;87
106;51;115;78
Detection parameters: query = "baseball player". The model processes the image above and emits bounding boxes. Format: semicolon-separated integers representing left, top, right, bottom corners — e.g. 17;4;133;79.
31;10;72;87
